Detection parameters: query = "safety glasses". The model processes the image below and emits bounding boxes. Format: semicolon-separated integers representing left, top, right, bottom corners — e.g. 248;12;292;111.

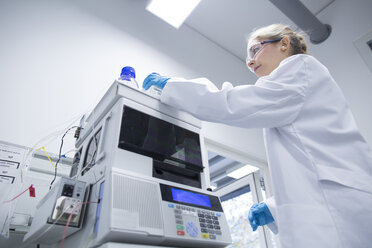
246;38;282;64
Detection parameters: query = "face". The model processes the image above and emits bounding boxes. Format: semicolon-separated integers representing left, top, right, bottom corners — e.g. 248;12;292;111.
246;36;291;77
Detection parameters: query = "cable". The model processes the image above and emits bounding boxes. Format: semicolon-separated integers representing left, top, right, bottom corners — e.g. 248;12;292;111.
20;200;96;248
59;201;97;248
34;146;57;169
74;131;99;199
49;126;80;190
82;133;99;176
61;148;79;158
2;184;33;204
19;110;87;191
22;112;85;174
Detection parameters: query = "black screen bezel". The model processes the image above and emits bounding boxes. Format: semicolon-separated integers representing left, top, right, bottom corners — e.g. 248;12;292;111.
160;183;223;212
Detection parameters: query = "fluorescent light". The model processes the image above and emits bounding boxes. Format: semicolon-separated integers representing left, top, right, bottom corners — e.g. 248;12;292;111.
146;0;201;29
227;164;259;179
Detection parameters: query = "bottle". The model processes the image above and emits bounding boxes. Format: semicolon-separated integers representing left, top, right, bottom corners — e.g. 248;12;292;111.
147;84;162;97
119;66;139;88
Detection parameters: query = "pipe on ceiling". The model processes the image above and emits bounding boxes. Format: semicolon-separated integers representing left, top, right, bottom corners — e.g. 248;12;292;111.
269;0;332;44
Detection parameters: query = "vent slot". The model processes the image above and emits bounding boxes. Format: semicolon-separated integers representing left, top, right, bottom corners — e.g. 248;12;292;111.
112;174;163;229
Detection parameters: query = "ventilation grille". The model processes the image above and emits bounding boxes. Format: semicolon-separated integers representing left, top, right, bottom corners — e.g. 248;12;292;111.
367;39;372;51
112;174;162;229
354;30;372;72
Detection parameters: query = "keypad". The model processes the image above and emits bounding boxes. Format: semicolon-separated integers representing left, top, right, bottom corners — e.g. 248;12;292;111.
170;203;223;239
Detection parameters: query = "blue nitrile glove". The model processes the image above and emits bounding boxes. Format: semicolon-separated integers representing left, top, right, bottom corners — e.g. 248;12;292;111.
142;72;170;90
248;202;274;231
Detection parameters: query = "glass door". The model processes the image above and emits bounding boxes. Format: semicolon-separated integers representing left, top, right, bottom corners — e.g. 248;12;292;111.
206;147;277;248
221;186;261;247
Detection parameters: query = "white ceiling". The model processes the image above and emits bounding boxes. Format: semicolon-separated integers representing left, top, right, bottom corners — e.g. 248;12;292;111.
183;0;335;62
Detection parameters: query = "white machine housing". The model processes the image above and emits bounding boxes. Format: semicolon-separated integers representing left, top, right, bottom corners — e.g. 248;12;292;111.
65;82;232;247
23;178;87;245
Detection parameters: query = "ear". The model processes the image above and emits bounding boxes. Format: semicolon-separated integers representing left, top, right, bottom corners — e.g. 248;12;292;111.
280;36;290;52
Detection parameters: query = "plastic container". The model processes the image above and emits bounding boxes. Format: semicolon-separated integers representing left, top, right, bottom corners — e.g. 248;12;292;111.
119;66;139;88
147;85;162;98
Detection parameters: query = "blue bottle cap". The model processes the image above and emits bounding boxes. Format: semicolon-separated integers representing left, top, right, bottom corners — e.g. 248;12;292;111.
120;66;136;81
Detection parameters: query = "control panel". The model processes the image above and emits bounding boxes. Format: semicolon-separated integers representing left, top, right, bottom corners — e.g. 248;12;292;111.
161;184;231;247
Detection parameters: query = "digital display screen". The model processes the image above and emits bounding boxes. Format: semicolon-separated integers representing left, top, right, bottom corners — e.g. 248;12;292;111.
171;188;211;208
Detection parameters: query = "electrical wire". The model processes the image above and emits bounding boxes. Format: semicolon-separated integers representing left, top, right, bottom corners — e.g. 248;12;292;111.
61;148;79;158
22;112;85;172
67;113;101;200
72;127;100;200
81;133;99;176
49;126;80;190
59;201;97;248
19;109;88;190
20;200;97;248
16;108;105;246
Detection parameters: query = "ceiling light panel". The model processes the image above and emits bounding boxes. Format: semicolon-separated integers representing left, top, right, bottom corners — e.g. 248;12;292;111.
227;165;259;179
146;0;201;29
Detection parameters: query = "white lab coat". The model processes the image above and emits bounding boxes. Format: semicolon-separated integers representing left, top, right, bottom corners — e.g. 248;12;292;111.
160;54;372;248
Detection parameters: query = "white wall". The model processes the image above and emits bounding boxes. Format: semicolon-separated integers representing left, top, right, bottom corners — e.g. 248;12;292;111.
0;0;263;159
309;0;372;145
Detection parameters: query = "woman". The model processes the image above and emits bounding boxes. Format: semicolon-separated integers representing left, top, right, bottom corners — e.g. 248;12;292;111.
142;24;372;248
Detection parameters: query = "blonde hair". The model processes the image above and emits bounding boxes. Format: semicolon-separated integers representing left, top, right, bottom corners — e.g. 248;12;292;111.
247;24;308;55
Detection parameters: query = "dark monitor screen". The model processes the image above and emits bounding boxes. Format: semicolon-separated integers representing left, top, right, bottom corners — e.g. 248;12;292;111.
118;106;203;170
